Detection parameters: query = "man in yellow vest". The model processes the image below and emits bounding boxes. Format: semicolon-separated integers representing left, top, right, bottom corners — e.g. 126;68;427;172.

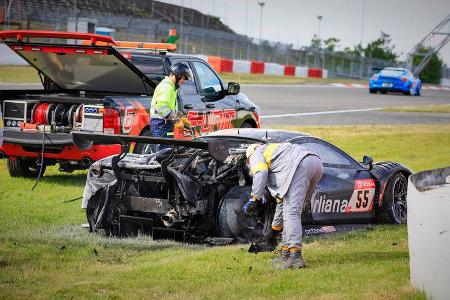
150;62;193;149
243;143;323;269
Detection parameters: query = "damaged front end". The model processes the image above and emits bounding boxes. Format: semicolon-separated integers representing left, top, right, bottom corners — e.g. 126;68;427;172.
75;132;272;245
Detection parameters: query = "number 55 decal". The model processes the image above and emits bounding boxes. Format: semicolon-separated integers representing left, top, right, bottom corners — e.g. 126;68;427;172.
345;179;376;212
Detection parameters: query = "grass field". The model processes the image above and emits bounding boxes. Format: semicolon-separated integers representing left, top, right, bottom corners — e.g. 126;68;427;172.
2;124;449;298
0;65;365;85
383;104;450;114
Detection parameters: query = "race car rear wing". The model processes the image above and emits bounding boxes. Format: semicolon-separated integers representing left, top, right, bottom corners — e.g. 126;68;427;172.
72;132;230;161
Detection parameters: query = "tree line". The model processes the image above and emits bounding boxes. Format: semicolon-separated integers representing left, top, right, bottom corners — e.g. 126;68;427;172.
308;32;445;84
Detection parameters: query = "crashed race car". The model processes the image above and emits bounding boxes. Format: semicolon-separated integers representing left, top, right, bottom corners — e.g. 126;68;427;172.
75;128;411;245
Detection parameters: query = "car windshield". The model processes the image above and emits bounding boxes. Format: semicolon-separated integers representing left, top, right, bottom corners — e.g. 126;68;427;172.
380;69;406;77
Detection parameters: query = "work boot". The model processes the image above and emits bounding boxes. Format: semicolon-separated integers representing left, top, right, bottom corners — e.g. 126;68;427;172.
272;246;290;270
284;248;306;269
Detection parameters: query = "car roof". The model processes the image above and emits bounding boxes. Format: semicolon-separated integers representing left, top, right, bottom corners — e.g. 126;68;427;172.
204;128;313;143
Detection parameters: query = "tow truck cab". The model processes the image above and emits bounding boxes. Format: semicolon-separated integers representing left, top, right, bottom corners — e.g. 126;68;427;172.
0;30;260;177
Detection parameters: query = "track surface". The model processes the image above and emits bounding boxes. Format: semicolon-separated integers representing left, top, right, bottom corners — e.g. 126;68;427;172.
241;84;450;126
1;83;449;126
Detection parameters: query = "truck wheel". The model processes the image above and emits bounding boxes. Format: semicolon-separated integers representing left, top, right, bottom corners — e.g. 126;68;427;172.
133;128;156;154
241;121;254;128
217;186;275;243
7;158;46;178
378;172;408;224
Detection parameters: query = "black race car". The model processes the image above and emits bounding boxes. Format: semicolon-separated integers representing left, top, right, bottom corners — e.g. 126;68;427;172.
74;129;410;244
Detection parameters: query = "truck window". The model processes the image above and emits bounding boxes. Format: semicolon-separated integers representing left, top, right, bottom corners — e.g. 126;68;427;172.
192;61;222;94
131;57;165;83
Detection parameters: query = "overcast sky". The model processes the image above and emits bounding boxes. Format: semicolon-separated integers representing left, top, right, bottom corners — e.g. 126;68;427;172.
159;0;450;65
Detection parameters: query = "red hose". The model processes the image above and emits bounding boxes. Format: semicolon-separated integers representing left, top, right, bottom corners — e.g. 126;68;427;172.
33;103;50;124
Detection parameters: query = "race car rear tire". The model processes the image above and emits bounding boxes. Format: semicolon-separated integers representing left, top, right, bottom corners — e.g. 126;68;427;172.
217;186;275;243
7;158;46;178
378;172;408;224
369;89;377;94
380;91;387;94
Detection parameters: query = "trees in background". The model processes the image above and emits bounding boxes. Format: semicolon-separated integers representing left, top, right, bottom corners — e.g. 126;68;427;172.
308;31;445;83
410;46;445;84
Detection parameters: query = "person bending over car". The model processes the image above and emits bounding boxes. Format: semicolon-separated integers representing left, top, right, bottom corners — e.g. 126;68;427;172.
150;62;193;148
243;143;323;270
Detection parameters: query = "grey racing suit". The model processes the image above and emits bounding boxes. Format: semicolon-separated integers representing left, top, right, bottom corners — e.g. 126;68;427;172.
248;143;323;249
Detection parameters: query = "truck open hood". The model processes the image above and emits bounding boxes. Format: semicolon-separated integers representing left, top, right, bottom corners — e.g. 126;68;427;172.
4;40;156;94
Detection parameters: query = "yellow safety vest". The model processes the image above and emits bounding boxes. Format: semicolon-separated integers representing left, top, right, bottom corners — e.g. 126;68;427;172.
250;143;280;174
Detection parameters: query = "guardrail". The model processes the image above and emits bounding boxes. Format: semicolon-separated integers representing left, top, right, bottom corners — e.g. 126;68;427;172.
408;167;450;300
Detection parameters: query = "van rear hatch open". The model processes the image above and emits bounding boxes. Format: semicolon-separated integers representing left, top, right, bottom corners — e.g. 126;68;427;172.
0;30;156;95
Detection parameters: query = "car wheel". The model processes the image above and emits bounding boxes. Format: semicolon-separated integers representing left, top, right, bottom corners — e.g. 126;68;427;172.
133;128;156;154
380;91;387;94
378;172;408;224
369;89;377;94
217;186;275;243
7;158;46;178
240;121;254;128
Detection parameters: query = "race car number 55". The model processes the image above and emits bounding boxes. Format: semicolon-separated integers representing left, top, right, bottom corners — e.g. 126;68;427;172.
345;179;376;213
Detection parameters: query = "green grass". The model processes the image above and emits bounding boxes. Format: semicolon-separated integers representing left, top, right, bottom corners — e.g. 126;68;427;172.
382;104;450;114
0;65;41;83
220;72;367;85
0;65;365;85
2;124;448;299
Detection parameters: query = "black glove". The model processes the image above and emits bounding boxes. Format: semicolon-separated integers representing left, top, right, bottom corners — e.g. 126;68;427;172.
242;199;258;216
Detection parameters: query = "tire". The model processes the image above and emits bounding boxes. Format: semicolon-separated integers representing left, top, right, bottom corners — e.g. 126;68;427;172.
369;89;377;94
405;85;415;96
133;128;156;154
217;186;275;243
7;158;46;178
380;90;387;94
240;121;254;128
378;172;408;224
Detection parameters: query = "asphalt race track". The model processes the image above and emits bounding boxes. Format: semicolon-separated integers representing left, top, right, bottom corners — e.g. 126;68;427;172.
1;83;449;126
241;84;450;126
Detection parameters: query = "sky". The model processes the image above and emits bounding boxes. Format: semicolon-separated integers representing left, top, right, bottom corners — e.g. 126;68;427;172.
158;0;450;65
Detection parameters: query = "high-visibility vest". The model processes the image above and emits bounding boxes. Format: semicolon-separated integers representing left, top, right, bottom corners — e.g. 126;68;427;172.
250;143;280;174
150;76;177;119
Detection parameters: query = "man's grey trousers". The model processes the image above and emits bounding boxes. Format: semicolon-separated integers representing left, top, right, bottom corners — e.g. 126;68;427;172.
271;154;323;249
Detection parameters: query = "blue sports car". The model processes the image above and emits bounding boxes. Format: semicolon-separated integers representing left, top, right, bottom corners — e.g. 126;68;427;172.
369;67;422;96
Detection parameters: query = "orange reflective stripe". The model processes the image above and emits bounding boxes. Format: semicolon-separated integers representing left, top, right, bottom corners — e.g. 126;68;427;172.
250;162;268;174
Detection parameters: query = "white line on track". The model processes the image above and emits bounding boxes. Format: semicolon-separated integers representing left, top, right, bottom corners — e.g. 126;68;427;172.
261;108;382;119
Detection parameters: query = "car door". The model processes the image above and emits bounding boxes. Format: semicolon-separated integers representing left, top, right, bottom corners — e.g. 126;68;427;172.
293;138;376;224
190;60;237;134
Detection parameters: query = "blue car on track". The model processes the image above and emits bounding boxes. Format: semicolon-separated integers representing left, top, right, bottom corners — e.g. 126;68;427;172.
369;67;421;96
